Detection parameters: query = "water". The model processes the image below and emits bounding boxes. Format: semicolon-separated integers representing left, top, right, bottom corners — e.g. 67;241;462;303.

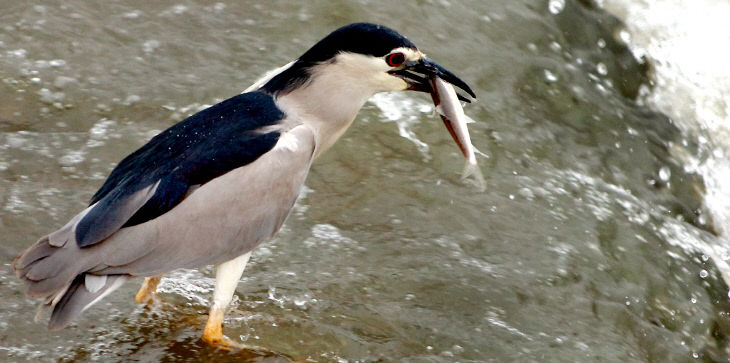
604;0;730;286
1;0;728;361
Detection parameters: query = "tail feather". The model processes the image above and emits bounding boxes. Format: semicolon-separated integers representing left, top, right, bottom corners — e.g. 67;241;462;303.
13;237;84;298
48;274;127;331
13;236;54;272
14;232;129;331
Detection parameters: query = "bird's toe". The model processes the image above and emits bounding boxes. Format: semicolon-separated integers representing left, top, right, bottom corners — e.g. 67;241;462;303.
202;333;247;351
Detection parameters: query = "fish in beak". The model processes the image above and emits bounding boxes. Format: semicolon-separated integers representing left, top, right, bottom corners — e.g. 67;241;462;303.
390;57;476;101
389;57;486;191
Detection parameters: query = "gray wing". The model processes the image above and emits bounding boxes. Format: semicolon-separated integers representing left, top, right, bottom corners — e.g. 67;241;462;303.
13;124;315;323
93;124;316;275
74;91;284;248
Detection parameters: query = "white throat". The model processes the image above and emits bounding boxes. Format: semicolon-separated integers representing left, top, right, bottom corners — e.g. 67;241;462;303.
272;52;408;158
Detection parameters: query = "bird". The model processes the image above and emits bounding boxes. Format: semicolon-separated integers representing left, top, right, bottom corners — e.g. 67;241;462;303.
12;22;476;350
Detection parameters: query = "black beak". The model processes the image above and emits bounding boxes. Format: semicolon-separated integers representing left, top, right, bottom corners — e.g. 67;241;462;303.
389;57;476;102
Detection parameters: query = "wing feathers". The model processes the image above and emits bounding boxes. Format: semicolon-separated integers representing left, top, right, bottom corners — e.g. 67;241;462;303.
48;275;127;330
73;91;284;248
14;91;291;329
123;175;189;228
13;236;54;272
75;180;160;248
47;204;95;247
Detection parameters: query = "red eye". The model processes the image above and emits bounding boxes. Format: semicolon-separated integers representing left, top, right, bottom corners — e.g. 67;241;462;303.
386;52;405;67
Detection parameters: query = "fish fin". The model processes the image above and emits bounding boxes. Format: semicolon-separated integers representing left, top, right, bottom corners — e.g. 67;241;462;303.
473;146;489;158
461;161;486;192
434;104;445;116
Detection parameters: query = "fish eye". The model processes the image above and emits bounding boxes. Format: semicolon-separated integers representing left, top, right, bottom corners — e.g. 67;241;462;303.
386;52;406;67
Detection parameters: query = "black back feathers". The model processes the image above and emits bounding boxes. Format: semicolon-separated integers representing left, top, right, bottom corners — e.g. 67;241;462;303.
76;92;284;247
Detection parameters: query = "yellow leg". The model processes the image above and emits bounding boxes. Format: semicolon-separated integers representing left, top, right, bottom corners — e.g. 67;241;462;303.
202;305;281;355
202;305;245;350
201;252;251;350
135;275;162;305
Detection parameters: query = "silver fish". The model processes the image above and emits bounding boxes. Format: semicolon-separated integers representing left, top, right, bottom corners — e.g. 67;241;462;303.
429;76;486;191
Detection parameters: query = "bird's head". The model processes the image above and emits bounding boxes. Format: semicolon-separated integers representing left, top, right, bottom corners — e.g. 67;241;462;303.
252;23;477;158
259;22;475;103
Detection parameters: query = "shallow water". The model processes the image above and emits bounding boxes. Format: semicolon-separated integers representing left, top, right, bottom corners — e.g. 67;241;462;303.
1;0;729;362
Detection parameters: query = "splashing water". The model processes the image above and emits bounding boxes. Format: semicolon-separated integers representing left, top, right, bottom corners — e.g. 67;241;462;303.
604;0;730;282
369;92;433;160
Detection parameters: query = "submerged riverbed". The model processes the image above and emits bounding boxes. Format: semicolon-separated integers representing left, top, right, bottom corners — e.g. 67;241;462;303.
1;0;729;361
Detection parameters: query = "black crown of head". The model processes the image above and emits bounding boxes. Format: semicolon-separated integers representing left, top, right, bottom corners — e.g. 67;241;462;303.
262;23;417;96
298;23;418;64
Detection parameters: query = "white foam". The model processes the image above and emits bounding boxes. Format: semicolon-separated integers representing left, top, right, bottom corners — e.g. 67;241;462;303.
603;0;730;282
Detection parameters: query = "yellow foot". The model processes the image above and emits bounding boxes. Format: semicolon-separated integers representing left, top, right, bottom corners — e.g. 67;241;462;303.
201;307;298;360
202;305;261;351
201;330;285;357
135;275;163;305
202;306;240;350
202;332;247;351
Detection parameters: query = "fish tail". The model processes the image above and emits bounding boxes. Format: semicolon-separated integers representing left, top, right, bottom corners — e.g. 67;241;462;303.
461;161;486;192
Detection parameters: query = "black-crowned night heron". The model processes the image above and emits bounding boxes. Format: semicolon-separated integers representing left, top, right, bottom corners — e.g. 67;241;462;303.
13;23;476;349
